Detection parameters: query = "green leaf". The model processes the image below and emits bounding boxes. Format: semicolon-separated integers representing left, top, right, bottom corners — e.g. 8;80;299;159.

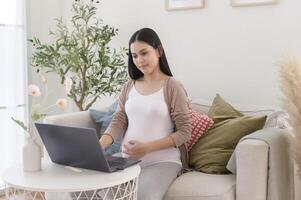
11;117;28;132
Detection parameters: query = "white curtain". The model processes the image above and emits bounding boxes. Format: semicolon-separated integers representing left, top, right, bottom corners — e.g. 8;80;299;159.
0;0;27;189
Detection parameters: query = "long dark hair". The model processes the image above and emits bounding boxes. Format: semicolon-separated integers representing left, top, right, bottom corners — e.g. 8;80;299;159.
128;28;173;80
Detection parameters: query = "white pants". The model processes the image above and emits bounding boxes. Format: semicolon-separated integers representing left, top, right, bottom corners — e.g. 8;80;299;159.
137;162;181;200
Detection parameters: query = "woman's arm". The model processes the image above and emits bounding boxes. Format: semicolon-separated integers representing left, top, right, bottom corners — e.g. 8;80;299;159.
98;80;134;149
167;78;192;147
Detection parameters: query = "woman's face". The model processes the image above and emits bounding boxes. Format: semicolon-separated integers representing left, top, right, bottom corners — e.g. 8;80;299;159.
130;40;161;76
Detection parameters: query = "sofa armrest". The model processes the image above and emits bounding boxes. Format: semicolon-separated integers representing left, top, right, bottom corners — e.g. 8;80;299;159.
235;139;268;200
43;111;98;131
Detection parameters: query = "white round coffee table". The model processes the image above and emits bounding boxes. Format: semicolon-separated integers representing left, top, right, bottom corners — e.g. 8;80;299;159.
2;161;140;200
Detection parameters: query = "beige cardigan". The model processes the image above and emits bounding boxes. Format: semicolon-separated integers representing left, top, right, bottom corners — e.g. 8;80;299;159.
105;77;192;168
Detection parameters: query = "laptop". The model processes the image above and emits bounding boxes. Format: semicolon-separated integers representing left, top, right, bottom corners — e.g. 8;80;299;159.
34;123;140;172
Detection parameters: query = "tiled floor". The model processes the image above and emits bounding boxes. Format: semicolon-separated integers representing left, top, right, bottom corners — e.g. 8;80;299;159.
0;193;45;200
0;196;44;200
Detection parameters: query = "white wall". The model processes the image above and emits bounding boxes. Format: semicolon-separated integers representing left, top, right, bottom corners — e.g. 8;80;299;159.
61;0;301;108
28;0;301;108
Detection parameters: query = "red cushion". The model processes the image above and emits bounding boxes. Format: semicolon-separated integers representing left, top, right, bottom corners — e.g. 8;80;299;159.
186;110;214;151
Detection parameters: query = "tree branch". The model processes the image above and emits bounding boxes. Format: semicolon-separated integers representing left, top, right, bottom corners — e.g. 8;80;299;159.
84;95;99;110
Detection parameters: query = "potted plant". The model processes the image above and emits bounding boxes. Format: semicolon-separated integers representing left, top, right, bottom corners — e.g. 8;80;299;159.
29;0;128;111
11;76;68;171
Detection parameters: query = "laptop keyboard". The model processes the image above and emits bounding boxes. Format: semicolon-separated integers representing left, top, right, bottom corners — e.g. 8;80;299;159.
106;156;128;167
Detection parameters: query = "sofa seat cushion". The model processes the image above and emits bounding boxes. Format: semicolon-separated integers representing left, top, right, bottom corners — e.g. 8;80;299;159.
165;172;236;200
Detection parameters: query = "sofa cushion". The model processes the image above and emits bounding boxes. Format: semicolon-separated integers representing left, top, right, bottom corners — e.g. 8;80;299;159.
89;109;107;138
264;110;290;129
164;172;236;200
89;109;107;123
186;109;214;151
189;94;267;174
89;100;121;155
97;100;118;134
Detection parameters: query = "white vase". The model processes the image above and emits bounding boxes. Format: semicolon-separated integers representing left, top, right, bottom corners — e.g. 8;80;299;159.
22;137;42;172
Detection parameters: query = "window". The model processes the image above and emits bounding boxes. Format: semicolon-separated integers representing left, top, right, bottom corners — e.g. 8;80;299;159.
0;0;27;190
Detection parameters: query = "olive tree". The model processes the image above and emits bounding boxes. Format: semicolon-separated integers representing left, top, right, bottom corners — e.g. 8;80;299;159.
30;0;128;111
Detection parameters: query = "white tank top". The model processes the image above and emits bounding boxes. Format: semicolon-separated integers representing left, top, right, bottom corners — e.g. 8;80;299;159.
122;85;181;167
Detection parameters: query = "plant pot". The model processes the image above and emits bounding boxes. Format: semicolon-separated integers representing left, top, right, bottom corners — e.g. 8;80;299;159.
22;137;42;172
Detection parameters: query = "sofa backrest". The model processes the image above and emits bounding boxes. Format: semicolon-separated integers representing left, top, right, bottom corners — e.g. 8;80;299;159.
44;111;99;131
190;99;290;129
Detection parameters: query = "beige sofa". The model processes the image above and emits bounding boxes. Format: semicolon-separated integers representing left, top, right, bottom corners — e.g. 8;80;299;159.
44;99;295;200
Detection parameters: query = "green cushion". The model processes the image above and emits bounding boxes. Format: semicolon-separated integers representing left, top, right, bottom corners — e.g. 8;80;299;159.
189;94;267;174
208;94;243;123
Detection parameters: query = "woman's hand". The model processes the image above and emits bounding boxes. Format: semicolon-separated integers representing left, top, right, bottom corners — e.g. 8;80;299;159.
123;140;151;160
99;134;114;150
